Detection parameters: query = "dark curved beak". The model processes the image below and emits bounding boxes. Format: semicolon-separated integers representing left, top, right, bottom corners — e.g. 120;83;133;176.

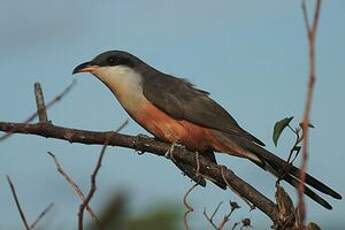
72;61;98;75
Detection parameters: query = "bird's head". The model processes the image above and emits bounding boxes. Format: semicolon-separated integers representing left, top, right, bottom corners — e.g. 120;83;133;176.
72;50;149;95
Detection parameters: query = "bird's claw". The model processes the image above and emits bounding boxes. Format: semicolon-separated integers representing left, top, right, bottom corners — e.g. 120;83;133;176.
134;133;151;155
165;142;184;161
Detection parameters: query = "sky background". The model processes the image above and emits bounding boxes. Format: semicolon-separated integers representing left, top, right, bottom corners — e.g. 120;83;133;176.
1;0;344;229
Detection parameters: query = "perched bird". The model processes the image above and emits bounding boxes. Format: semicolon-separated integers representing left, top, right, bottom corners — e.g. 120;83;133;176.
73;50;341;209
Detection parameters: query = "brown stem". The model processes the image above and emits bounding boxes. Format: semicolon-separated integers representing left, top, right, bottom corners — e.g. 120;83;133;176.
6;175;30;230
0;121;278;223
299;0;322;227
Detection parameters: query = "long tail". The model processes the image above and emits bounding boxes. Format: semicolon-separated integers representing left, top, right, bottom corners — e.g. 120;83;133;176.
209;130;342;209
244;141;342;209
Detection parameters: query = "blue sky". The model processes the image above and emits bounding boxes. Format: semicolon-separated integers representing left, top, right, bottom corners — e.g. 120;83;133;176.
1;0;344;229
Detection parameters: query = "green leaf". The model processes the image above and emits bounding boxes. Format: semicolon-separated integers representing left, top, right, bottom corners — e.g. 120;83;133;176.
292;146;301;153
273;117;294;146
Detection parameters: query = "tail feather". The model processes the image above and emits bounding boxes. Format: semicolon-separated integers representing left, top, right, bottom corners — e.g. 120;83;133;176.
244;142;342;209
253;159;333;209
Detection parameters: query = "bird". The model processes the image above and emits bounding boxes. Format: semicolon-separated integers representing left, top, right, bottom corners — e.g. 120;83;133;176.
73;50;341;209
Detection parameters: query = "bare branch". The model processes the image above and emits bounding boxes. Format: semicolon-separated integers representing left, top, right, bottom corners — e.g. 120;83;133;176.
6;175;30;230
183;183;198;230
299;0;322;226
78;138;111;230
0;121;278;223
30;203;54;230
47;152;100;223
0;80;76;141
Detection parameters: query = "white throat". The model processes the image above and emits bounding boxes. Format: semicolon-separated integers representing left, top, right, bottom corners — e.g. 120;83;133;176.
92;65;145;113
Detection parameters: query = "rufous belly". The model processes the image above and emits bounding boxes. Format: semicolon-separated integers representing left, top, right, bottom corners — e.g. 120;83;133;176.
133;101;212;152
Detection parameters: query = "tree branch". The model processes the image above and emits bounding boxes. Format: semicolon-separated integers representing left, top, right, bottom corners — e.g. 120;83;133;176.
0;121;279;223
299;0;322;226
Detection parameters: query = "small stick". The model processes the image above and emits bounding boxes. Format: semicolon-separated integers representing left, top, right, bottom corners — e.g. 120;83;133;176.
6;175;30;230
78;120;128;230
183;183;198;230
47;152;99;223
34;83;48;122
299;0;322;226
203;202;224;229
30;203;54;229
78;140;109;230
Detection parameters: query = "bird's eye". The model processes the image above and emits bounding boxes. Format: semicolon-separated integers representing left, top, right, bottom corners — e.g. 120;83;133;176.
107;57;117;65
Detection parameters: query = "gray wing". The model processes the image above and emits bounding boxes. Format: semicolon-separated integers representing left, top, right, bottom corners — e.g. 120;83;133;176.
142;73;265;146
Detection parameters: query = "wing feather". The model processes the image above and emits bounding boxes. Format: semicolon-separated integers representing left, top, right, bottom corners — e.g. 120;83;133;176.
142;73;264;146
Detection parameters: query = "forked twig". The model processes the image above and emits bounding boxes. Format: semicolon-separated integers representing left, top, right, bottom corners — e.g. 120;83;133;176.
0;80;76;141
78;139;109;230
47;152;100;223
204;200;241;230
299;0;322;226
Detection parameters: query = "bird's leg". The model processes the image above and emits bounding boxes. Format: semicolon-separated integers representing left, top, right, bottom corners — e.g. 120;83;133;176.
164;141;184;161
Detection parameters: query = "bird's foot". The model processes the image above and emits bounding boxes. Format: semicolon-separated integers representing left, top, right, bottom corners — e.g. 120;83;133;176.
134;133;151;155
165;142;184;161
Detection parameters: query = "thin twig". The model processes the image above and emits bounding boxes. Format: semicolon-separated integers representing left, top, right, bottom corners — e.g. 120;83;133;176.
204;201;240;230
183;183;199;230
47;152;99;223
6;175;30;230
218;202;239;230
299;0;322;226
203;202;223;229
34;83;48;122
0;80;76;141
30;203;54;229
78;138;110;230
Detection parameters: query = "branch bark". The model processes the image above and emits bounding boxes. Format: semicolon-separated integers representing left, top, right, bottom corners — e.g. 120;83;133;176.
0;121;278;223
299;0;322;226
